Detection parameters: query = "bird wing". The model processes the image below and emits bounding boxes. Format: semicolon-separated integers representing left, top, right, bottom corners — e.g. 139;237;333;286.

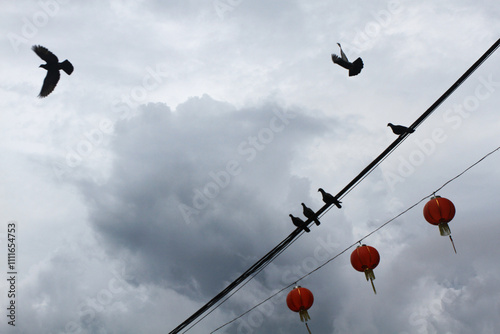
38;69;60;97
396;125;414;134
324;193;335;203
290;215;310;232
388;124;408;135
337;43;348;61
303;207;314;218
331;54;351;70
32;45;58;64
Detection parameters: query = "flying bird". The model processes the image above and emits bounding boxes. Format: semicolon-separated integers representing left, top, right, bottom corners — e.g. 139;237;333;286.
32;45;74;97
289;214;311;233
301;203;321;226
387;123;415;135
318;188;342;208
331;43;363;76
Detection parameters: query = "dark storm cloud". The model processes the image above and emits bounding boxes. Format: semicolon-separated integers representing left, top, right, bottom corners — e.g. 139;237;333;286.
79;95;338;300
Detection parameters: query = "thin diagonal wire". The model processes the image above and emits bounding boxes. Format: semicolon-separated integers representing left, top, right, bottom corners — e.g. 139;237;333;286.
182;230;307;333
432;146;500;194
332;38;500;204
176;39;500;334
209;145;500;333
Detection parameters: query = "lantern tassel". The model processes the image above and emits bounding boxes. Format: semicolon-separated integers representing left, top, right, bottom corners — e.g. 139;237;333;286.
299;309;311;322
369;277;377;294
305;322;313;334
364;269;377;294
438;222;451;236
364;268;375;281
449;235;457;254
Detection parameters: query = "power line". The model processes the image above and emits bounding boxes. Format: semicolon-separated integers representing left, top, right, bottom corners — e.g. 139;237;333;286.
333;38;500;202
182;229;307;333
168;38;500;334
182;224;308;332
209;145;500;333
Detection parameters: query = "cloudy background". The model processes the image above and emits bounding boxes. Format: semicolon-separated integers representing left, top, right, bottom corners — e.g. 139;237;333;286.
1;0;499;333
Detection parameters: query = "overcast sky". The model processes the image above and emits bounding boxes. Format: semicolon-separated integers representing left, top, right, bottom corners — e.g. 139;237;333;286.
1;1;500;333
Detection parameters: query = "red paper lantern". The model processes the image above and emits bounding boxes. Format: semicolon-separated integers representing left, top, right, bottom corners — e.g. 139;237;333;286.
286;286;314;323
350;244;380;294
423;195;457;253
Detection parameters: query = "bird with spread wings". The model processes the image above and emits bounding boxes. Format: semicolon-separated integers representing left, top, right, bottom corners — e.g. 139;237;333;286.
331;43;363;77
32;45;74;98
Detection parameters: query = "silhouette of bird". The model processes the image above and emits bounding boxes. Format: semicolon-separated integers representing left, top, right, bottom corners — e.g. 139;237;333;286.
289;214;311;233
387;123;415;135
331;43;363;76
32;45;73;97
318;188;342;208
301;203;320;226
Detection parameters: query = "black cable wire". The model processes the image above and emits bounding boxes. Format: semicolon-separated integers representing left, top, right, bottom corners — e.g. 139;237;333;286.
181;230;307;333
332;38;500;204
338;137;408;201
170;227;303;333
209;145;500;333
169;38;500;334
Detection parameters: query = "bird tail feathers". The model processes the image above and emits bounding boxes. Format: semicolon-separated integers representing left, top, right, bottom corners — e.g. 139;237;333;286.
348;58;363;76
61;60;74;75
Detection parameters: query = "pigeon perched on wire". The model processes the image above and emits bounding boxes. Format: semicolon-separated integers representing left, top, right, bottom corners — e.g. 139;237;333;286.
289;214;311;233
301;203;321;226
318;188;342;208
387;123;415;135
331;43;363;76
32;45;74;97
